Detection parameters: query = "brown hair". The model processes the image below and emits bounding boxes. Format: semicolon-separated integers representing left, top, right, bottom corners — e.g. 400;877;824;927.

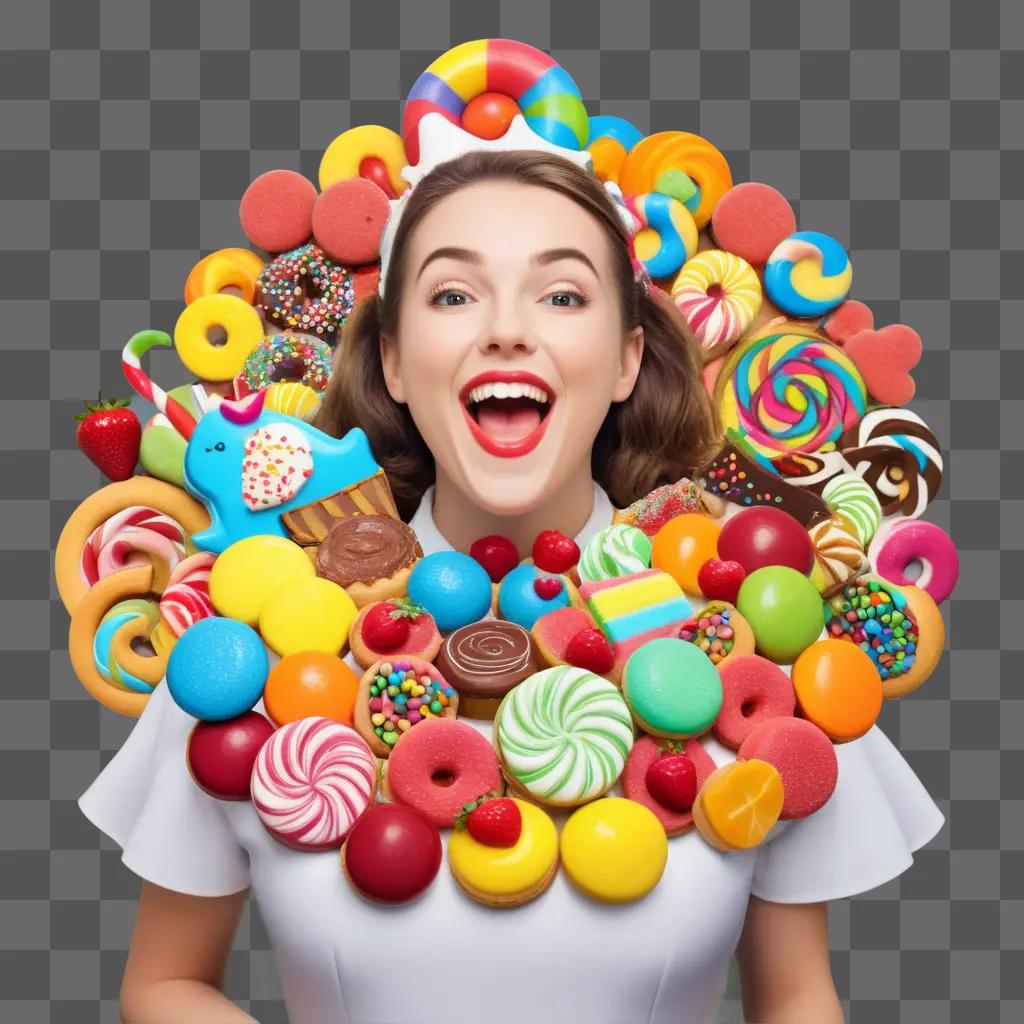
314;149;721;521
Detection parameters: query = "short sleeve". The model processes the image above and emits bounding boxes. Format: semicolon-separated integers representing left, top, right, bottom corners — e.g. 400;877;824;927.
750;724;945;904
78;681;251;897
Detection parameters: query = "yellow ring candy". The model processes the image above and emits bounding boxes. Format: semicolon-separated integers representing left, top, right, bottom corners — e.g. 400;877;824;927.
319;124;408;196
184;248;265;305
559;797;667;903
209;535;314;626
173;293;265;382
259;577;357;657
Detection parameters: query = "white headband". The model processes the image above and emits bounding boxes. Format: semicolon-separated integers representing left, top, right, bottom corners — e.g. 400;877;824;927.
377;112;650;300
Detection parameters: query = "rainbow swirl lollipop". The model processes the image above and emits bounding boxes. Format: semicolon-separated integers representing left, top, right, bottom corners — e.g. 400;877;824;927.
715;326;867;459
402;38;589;165
763;231;852;318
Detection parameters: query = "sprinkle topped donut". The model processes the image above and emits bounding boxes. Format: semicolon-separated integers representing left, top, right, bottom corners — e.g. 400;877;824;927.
254;243;355;341
241;334;333;394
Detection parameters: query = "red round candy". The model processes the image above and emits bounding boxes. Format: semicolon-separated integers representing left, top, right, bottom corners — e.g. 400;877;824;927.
717;507;815;576
351;264;380;305
239;169;317;254
187;712;275;800
710;182;797;267
358;155;399;199
311;178;391;265
461;92;520;140
342;803;441;903
469;534;519;583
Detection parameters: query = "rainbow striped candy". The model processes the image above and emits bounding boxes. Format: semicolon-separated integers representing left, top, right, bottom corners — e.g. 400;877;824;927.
764;231;852;318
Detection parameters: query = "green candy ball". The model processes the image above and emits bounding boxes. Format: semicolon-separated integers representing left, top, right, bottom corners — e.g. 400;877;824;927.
736;566;823;663
139;420;186;487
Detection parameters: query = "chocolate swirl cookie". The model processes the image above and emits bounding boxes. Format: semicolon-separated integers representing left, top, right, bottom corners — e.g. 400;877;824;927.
316;514;422;593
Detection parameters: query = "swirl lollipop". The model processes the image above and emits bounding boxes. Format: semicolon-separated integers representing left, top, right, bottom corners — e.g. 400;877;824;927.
715;325;867;460
764;231;852;318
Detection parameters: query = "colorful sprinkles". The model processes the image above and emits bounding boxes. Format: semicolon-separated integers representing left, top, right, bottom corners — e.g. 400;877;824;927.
705;449;784;507
368;660;456;748
679;605;736;664
255;243;355;340
824;579;918;681
241;334;333;393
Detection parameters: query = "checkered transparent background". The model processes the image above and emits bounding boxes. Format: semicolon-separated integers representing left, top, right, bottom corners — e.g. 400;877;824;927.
1;0;1018;1020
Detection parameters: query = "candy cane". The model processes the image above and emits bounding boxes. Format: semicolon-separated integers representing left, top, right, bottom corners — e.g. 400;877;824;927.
122;330;198;440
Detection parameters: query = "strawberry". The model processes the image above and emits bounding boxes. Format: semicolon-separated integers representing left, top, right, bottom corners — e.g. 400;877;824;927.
563;628;615;675
455;792;521;847
645;752;697;812
532;529;580;574
469;534;519;582
75;397;141;482
533;576;564;601
696;558;746;604
359;598;426;651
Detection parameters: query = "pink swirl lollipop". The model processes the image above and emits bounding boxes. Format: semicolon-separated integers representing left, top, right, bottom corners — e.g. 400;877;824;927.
79;505;187;593
159;552;217;638
251;717;377;850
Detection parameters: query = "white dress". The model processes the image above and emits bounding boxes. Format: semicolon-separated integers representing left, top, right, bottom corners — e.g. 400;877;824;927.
79;481;944;1024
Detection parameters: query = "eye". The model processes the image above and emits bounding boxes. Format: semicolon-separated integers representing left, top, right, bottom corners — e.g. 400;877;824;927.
543;288;588;308
428;286;471;307
205;441;226;453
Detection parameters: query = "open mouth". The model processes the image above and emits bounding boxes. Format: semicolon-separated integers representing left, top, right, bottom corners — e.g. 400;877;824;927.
459;372;556;458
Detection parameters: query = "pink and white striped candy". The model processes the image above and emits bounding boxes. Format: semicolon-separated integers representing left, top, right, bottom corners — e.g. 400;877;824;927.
251;718;377;850
159;551;217;637
79;506;187;588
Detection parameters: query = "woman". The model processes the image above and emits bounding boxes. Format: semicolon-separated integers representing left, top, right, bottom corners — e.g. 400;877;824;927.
80;149;943;1024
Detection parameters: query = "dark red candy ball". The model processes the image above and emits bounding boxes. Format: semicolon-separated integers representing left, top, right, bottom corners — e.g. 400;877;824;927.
342;803;442;904
187;712;275;800
717;506;815;576
469;534;520;583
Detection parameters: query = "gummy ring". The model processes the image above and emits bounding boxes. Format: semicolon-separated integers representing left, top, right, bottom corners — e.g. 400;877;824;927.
92;598;166;695
55;478;210;615
626;192;698;281
402;38;589;165
586;115;644;184
619;130;733;230
764;231;853;319
106;606;172;689
69;565;157;716
319;124;408;198
173;293;265;382
184;248;265;306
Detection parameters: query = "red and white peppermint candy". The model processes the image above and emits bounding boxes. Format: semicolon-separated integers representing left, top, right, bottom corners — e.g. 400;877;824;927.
159;551;217;638
79;505;186;588
241;423;313;511
251;717;377;850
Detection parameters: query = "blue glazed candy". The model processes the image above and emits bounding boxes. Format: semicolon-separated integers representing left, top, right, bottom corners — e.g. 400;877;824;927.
407;551;493;632
167;617;268;721
763;230;852;318
497;563;571;631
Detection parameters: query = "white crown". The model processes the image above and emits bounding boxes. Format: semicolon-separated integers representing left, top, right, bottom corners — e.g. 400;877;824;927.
377;112;615;299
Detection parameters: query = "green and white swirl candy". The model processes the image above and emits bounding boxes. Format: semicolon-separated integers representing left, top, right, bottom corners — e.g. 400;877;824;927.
578;523;652;583
494;665;634;806
822;472;882;547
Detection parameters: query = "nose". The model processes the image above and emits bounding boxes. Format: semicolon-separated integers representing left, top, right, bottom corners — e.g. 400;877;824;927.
478;294;537;357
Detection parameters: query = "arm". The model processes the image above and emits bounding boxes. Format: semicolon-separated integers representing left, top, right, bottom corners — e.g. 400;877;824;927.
736;895;845;1024
119;881;256;1024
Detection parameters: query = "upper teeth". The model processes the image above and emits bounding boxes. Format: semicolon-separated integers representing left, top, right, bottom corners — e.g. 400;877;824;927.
467;382;550;404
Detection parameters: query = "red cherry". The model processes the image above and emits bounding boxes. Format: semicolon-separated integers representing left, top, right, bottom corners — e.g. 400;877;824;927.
645;753;697;812
563;628;615;675
533;576;564;601
360;602;411;650
469;534;519;583
531;530;580;574
466;797;522;847
697;558;747;603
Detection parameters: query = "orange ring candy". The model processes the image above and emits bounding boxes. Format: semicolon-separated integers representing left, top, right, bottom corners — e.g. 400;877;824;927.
619;131;733;230
791;638;883;742
69;565;156;716
319;124;408;198
184;248;265;305
589;136;629;184
55;478;210;616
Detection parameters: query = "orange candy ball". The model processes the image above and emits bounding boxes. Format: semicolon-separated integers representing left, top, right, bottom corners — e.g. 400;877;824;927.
791;639;883;742
263;651;360;727
650;513;721;594
461;92;520;139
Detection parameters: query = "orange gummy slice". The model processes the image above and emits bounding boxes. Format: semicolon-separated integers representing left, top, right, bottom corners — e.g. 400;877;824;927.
700;760;783;849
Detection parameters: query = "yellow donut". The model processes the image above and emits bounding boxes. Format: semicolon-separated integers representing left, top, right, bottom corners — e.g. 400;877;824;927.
258;577;357;657
184;248;265;305
448;799;559;907
559;797;668;903
208;534;314;626
319;124;408;196
173;293;265;382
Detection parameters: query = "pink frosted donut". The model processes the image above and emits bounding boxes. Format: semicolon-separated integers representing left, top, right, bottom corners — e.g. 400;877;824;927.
159;552;217;638
621;734;716;836
737;716;838;820
80;505;187;590
251;717;377;850
868;518;959;605
713;654;796;750
385;718;503;827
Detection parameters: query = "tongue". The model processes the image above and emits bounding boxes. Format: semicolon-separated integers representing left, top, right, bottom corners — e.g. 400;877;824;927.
475;400;543;443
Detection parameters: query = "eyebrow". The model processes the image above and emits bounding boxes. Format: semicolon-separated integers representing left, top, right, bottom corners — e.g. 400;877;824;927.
415;246;599;281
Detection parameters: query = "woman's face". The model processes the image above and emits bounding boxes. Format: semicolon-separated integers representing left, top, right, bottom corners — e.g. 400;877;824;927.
380;180;644;516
